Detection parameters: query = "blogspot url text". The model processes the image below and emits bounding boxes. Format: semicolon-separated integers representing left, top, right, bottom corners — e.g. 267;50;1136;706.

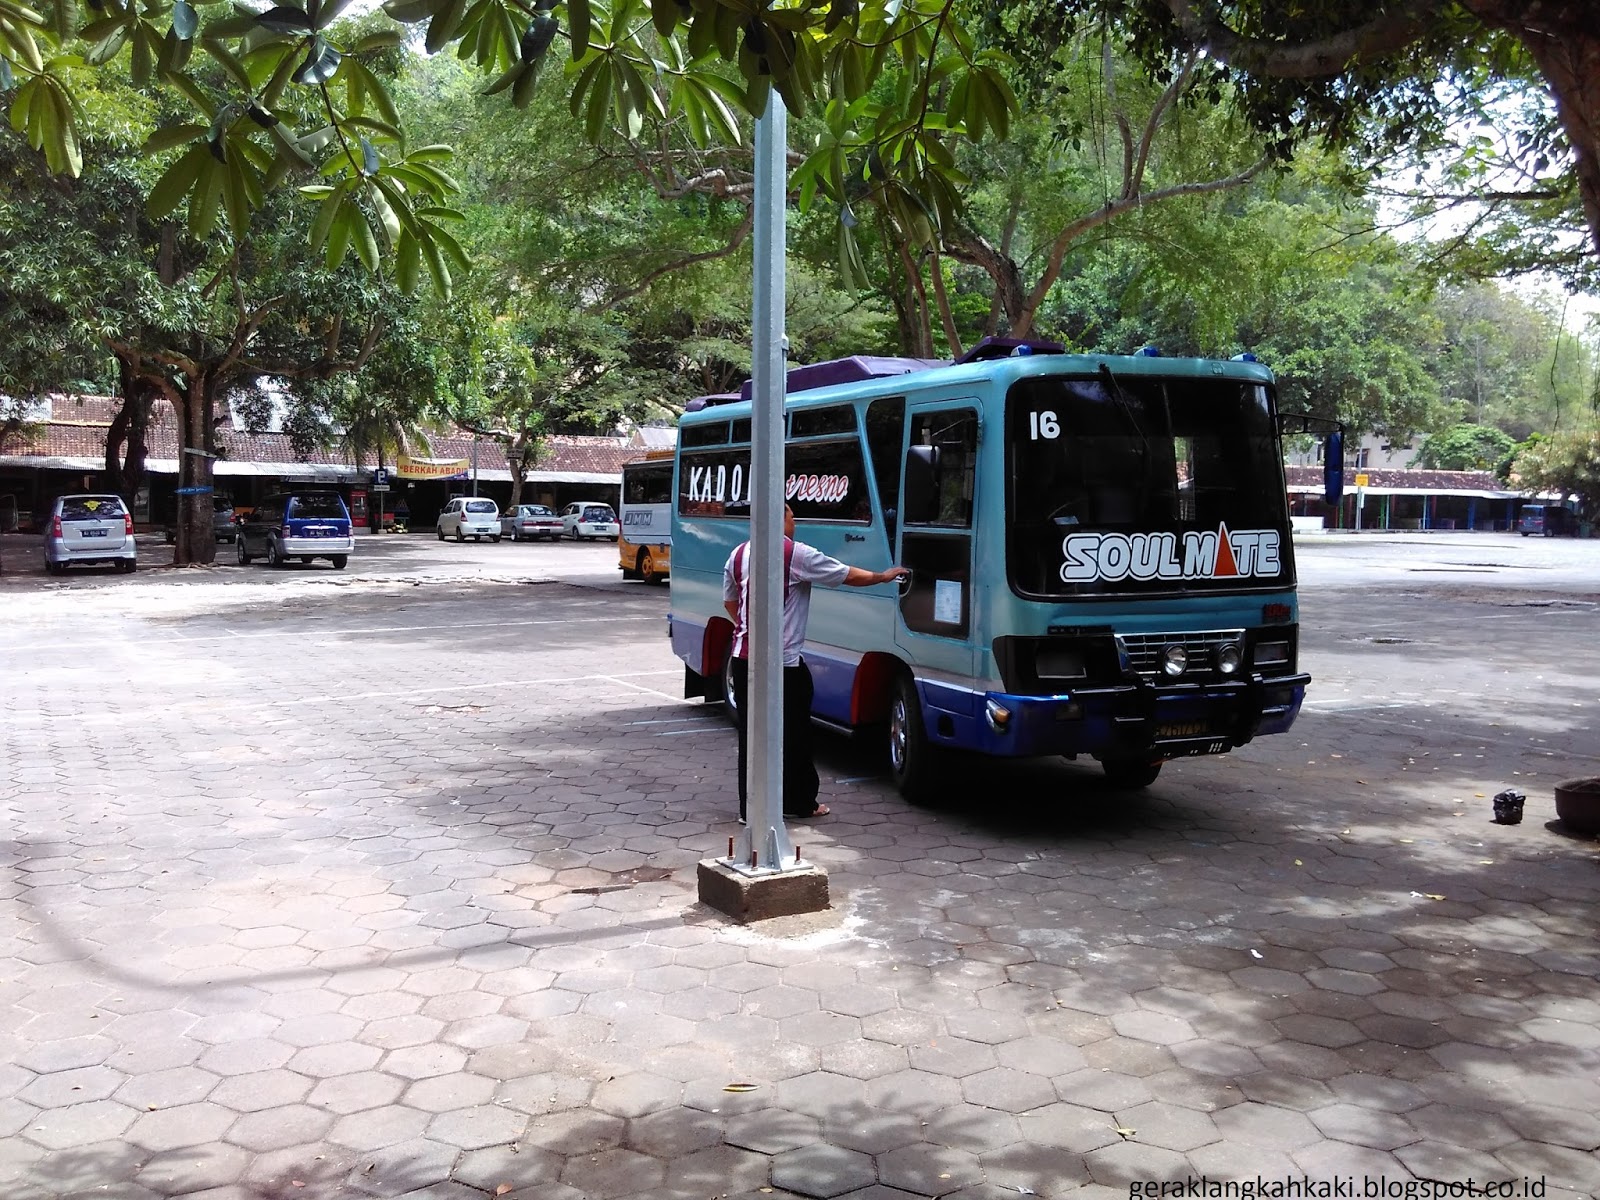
1129;1177;1548;1200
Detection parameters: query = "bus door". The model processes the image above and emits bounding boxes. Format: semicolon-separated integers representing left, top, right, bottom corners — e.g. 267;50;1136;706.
894;403;979;690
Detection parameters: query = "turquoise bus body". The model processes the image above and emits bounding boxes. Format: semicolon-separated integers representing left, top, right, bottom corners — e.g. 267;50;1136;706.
667;349;1310;794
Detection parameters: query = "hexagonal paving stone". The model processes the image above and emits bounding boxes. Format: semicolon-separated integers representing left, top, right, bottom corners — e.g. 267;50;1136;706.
624;1106;725;1157
771;1143;877;1198
21;1099;138;1150
427;1103;529;1151
1017;1102;1123;1154
1212;1102;1323;1151
960;1067;1056;1114
328;1103;432;1151
725;1108;819;1155
590;1073;681;1119
307;1070;407;1115
405;1072;499;1114
125;1102;238;1152
908;1038;997;1079
452;1142;563;1193
558;1147;665;1198
877;1142;984;1195
920;1104;1023;1155
1110;1010;1196;1046
209;1070;312;1114
1054;1069;1152;1113
1115;1101;1221;1152
224;1103;336;1153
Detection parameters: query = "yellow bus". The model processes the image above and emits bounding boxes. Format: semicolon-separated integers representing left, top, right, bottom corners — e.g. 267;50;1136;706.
619;452;674;583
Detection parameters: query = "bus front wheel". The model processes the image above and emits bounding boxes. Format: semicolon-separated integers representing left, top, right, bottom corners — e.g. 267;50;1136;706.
888;673;937;800
1100;756;1162;789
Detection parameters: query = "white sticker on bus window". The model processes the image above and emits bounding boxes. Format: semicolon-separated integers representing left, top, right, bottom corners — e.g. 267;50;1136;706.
933;579;963;625
1058;523;1281;583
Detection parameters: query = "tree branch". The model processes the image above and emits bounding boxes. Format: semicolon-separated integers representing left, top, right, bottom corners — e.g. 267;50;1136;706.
1158;0;1436;79
600;209;755;308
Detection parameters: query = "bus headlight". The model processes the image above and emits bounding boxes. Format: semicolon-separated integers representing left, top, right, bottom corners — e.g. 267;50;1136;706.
1162;645;1187;677
1217;643;1242;675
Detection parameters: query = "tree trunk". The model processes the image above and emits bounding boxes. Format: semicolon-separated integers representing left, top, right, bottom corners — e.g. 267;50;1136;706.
104;365;154;509
173;371;218;566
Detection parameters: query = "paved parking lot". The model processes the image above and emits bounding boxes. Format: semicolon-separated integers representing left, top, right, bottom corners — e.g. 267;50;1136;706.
1;532;1597;1199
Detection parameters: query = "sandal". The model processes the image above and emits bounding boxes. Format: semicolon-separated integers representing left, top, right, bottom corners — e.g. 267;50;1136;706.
788;803;830;819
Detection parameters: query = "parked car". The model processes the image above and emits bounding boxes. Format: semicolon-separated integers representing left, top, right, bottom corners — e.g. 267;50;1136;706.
236;491;353;569
501;504;564;541
561;502;619;540
438;497;501;542
1518;503;1576;537
164;496;236;544
44;494;137;575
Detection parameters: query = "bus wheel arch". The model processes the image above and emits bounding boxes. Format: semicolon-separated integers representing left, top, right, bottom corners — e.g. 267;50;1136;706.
702;618;734;704
850;652;902;725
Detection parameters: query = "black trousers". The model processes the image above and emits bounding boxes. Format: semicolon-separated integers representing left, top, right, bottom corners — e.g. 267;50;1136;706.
729;656;821;819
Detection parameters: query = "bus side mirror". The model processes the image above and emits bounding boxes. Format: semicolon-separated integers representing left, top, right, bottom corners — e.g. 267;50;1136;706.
1324;431;1344;506
904;445;940;524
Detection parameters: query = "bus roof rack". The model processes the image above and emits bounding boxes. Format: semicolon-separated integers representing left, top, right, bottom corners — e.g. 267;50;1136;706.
683;392;741;412
737;355;947;402
958;336;1065;363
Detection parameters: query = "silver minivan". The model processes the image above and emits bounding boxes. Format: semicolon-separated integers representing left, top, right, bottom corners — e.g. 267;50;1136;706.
44;494;138;575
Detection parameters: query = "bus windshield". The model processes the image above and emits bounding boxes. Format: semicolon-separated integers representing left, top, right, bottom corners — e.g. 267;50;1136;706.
1007;375;1291;597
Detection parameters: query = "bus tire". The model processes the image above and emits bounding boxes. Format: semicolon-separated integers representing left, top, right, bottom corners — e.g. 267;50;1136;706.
638;549;661;585
888;672;937;800
1100;757;1162;789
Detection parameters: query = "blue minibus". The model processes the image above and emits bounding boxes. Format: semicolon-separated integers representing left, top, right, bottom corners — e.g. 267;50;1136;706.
667;342;1314;797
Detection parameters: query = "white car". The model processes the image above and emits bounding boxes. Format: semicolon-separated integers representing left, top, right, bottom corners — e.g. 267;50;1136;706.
44;494;137;575
438;497;501;542
561;502;619;540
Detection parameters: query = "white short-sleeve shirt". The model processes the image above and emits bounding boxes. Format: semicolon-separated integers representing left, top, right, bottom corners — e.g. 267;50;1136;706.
724;538;850;665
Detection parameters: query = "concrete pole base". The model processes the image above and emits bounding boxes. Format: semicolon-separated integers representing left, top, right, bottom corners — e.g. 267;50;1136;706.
696;858;830;923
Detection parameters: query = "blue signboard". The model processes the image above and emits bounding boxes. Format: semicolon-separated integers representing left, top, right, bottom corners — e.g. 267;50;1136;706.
174;486;213;495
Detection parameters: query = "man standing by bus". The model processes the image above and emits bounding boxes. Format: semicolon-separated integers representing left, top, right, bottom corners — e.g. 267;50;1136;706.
724;504;909;821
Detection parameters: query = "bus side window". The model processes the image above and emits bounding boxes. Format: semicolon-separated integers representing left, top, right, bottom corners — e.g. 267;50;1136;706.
900;408;976;639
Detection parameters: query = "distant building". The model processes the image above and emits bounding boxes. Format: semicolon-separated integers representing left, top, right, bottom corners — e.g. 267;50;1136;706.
0;395;657;531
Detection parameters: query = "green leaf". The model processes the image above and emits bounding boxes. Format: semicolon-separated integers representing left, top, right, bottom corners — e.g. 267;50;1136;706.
358;133;379;175
309;177;349;250
510;57;539;107
143;122;207;154
352;205;379;270
424;0;465;54
148;142;208;217
202;36;254;90
326;201;355;267
567;0;589;59
418;226;451;294
395;227;420;292
188;155;221;237
221;157;252;234
350;29;403;51
256;4;312;33
582;60;609;140
171;0;197;38
292;36;341;84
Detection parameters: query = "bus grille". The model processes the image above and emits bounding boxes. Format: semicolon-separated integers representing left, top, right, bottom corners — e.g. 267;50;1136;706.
1121;630;1244;679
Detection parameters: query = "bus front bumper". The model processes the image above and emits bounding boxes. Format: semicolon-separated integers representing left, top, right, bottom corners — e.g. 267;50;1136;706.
967;673;1310;760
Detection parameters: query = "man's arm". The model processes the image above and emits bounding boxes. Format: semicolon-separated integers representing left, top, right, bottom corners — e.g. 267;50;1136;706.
843;565;910;587
724;600;739;620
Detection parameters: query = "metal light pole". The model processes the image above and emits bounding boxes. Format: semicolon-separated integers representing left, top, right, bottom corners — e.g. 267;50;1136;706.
734;94;795;872
471;431;480;497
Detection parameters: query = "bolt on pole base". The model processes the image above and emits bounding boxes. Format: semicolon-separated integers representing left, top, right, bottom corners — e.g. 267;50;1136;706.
696;855;830;924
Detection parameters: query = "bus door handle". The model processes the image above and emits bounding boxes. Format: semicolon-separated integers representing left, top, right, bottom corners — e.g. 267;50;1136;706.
897;569;913;596
845;533;866;543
